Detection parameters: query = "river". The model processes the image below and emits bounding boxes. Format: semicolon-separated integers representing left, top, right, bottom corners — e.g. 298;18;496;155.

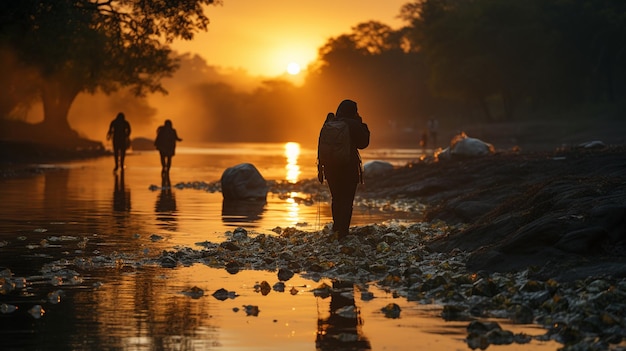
0;142;558;350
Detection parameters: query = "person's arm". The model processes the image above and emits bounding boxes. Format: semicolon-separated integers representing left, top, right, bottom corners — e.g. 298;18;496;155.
106;121;113;140
348;116;370;149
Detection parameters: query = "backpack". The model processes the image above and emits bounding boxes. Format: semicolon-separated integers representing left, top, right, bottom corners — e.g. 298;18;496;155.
317;113;351;166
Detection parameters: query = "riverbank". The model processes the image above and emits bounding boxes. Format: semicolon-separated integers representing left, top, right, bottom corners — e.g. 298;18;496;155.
134;144;626;350
360;145;626;282
2;123;626;349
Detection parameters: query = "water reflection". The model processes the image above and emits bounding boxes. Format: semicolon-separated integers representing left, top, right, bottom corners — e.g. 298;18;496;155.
45;168;70;218
155;173;177;231
86;267;217;350
113;171;131;212
284;142;301;183
221;199;266;226
316;280;371;350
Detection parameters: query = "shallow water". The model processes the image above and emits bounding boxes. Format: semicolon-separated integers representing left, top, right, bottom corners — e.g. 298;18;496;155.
0;142;559;350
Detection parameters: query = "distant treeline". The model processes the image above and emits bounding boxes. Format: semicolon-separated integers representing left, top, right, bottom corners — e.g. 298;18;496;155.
191;0;626;144
1;0;624;146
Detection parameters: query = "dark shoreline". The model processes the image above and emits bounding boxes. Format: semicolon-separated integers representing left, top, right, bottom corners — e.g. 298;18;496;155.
359;145;626;282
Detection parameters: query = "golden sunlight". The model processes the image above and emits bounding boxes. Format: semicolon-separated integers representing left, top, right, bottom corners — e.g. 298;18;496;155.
286;62;301;75
284;142;301;183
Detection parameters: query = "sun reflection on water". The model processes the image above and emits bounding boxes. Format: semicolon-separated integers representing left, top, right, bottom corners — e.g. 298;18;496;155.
284;142;301;183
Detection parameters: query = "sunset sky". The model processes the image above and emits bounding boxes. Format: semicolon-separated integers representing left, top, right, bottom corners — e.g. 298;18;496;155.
172;0;409;77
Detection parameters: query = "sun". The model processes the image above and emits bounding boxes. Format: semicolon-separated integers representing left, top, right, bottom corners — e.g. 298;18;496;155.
286;62;301;75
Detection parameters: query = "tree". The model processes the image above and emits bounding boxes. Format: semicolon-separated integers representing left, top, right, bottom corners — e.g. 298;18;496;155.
0;0;218;140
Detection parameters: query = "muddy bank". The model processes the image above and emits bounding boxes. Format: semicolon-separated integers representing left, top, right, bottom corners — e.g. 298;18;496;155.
360;146;626;282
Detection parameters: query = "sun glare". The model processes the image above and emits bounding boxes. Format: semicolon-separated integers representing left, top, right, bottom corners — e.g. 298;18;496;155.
286;62;301;75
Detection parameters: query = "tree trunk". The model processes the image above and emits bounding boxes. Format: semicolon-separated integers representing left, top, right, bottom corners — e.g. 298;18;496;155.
39;79;80;142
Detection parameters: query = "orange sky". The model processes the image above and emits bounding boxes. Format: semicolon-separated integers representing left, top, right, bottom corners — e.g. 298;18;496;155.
173;0;409;77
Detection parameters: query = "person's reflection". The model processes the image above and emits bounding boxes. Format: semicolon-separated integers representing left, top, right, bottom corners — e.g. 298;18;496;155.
221;199;266;224
155;173;177;231
316;280;371;350
113;171;131;212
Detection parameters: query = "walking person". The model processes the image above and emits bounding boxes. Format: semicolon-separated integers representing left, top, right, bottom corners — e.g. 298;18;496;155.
106;112;131;172
317;99;370;240
154;119;182;175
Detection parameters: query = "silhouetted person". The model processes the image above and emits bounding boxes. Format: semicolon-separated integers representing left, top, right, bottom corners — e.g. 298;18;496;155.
107;112;131;172
317;99;370;240
113;172;131;212
316;280;371;350
154;119;182;175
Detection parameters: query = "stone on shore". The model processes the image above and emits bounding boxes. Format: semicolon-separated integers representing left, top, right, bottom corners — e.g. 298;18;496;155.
220;163;268;200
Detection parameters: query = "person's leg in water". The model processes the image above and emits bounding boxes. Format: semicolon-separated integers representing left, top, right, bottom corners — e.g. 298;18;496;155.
165;155;172;173
326;166;358;239
159;153;167;174
119;148;126;170
113;147;120;171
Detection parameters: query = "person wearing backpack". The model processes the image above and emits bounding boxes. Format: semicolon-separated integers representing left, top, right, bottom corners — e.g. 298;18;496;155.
317;99;370;240
155;119;183;175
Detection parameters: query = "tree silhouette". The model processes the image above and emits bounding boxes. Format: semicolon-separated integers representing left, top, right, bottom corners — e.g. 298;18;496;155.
0;0;218;141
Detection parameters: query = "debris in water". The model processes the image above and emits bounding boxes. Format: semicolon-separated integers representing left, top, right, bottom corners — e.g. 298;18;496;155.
254;281;271;296
1;304;17;314
182;286;204;299
212;288;238;301
28;305;45;319
381;303;401;318
243;305;260;316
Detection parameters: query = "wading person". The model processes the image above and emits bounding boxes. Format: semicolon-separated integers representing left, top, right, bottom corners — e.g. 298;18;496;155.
106;112;131;172
317;99;370;240
154;119;182;175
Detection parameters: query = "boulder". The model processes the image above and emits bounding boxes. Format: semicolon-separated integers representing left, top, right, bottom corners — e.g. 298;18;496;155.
131;137;155;151
577;140;606;149
221;163;268;200
438;132;495;159
363;160;394;178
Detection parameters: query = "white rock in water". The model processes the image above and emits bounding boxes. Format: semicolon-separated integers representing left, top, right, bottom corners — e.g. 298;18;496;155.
578;140;606;149
1;303;17;314
28;305;45;319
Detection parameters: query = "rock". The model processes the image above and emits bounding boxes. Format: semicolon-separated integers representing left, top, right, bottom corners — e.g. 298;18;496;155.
277;268;294;281
212;288;238;301
438;132;495;159
363;160;394;178
272;281;285;292
130;137;155;151
220;163;268;200
255;281;271;296
577;140;606;149
182;286;204;299
243;305;260;316
28;305;45;319
381;303;401;318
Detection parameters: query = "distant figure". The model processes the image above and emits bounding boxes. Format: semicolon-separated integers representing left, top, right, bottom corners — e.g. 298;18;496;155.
317;99;370;240
154;119;182;174
106;112;131;172
428;118;439;149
